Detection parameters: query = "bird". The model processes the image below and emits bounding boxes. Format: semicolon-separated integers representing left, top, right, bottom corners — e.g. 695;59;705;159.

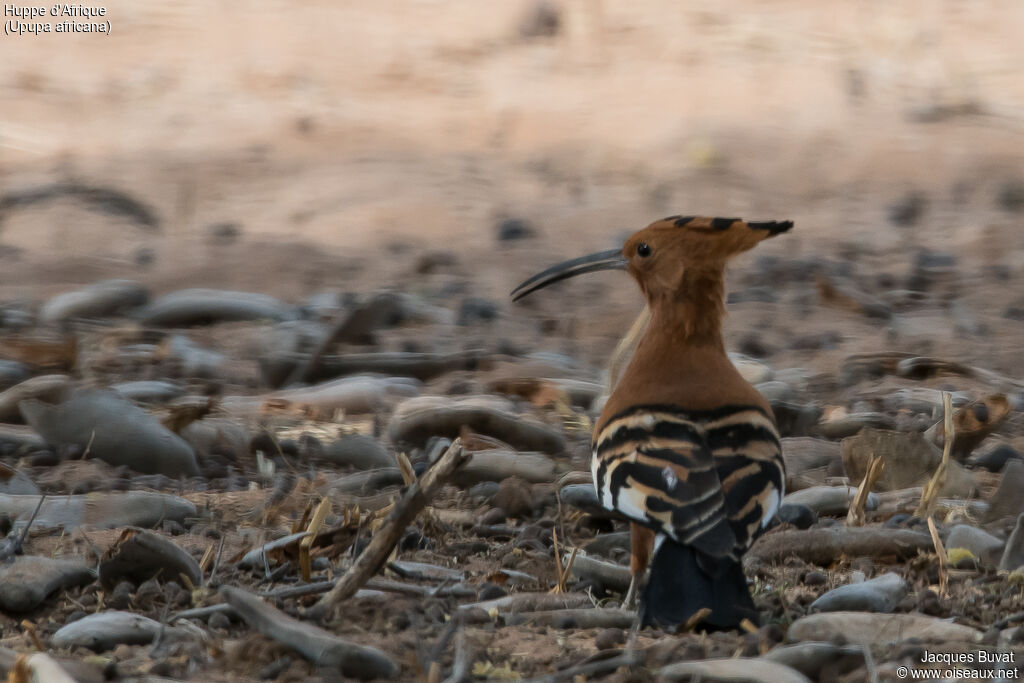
511;215;791;631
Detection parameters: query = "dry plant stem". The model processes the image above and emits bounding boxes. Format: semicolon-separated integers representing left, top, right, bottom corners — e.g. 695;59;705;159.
916;392;954;518
299;497;332;582
927;516;949;598
847;455;884;527
314;441;470;613
606;306;650;392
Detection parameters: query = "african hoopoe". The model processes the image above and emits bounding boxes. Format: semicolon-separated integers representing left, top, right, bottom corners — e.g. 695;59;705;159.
512;215;791;630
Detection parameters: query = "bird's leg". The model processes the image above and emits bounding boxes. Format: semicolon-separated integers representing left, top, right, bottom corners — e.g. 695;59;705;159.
625;523;655;609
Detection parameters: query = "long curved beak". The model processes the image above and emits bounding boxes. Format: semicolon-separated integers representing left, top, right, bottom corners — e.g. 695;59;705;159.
511;248;627;302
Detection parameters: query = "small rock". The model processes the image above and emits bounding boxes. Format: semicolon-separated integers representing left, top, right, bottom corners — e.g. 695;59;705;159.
98;527;203;589
0;555;94;612
52;611;191;652
783;486;877;516
788;612;982;645
762;642;864;680
107;580;133;609
888;191;927;226
999;513;1024;571
945;524;1004;568
0;360;29;392
776;503;816;530
755;381;792;403
494;476;533;518
737;333;773;358
207;221;241;244
661;658;811;683
809;572;907;613
208;611;232;631
595;627;626;650
517;1;560;39
0;463;39;495
496;217;537;241
478;582;507;601
457;297;499;326
996;179;1024;213
802;570;827;586
970;444;1022;473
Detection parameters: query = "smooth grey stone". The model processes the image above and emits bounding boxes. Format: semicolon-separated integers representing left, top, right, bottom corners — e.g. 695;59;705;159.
138;288;295;326
0;360;29;392
788;612;982;645
0;464;38;495
110;380;185;404
52;611;191;652
755;380;793;402
661;658;811;683
39;279;148;323
19;388;199;477
945;524;1004;567
762;643;865;680
166;335;226;378
1000;513;1024;571
783;486;878;516
810;572;907;613
0;555;94;612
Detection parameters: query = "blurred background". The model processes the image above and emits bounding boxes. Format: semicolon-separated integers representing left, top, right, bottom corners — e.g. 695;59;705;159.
2;0;1024;372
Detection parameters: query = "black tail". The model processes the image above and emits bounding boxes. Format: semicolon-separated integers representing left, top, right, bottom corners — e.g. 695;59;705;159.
639;538;758;632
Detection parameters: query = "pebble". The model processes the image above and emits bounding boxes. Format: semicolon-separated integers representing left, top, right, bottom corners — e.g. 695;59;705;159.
0;463;39;495
493;476;533;518
208;611;232;631
19;388;200;477
52;611;191;652
477;582;507;601
999;513;1024;571
762;643;864;680
783;486;878;516
0;555;94;612
594;627;625;650
0;360;29;391
809;572;907;613
945;524;1004;568
98;527;203;590
457;297;499;325
661;658;811;683
802;570;827;587
775;503;816;530
888;191;927;227
39;279;148;323
969;444;1022;473
788;612;982;645
755;381;793;402
986;460;1024;524
496;217;537;241
107;580;134;610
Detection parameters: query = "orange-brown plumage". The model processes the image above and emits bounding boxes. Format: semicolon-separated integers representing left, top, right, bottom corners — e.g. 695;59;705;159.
512;214;791;631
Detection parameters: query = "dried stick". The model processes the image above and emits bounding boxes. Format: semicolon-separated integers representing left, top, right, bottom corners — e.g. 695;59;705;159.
916;392;954;518
313;441;470;613
927;516;949;598
221;585;399;679
847;455;884;527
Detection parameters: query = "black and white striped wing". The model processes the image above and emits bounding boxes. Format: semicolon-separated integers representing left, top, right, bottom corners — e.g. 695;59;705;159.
592;407;737;558
703;405;785;552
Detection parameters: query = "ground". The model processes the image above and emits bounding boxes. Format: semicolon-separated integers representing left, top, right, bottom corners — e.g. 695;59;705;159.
2;1;1024;681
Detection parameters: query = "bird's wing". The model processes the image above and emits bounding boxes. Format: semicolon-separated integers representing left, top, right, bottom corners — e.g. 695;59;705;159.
702;405;785;553
593;406;737;558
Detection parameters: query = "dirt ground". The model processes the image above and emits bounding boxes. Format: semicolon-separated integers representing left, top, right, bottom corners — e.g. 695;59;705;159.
2;1;1024;681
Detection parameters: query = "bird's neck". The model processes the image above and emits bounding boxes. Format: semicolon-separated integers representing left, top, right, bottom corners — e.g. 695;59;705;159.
644;267;726;351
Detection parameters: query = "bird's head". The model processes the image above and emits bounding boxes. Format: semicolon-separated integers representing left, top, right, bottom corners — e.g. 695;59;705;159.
511;215;793;303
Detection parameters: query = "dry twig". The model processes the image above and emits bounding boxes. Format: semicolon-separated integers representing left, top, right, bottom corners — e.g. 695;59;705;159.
847;454;884;527
916;392;954;518
312;440;469;614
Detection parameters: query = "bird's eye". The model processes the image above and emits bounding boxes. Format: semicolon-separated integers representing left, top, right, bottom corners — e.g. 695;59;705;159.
636;242;651;258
